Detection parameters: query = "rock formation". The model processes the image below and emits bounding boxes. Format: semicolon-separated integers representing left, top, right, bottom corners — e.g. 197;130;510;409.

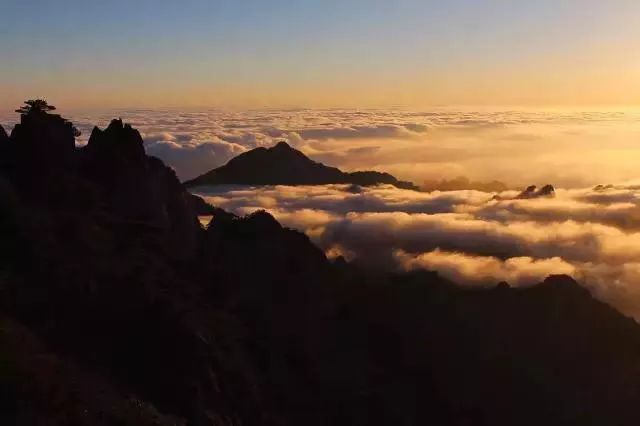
516;184;556;199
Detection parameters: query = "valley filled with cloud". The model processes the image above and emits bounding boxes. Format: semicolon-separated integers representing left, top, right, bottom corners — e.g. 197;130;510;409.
4;107;640;317
193;183;640;319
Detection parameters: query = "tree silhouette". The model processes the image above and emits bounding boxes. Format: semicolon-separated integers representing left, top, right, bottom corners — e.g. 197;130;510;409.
15;99;56;115
15;99;81;137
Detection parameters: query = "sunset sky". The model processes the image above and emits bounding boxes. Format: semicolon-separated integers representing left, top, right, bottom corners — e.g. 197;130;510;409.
2;0;640;108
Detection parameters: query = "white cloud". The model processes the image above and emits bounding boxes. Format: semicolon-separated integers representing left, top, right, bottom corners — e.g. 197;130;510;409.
194;183;640;319
4;107;638;188
395;250;576;288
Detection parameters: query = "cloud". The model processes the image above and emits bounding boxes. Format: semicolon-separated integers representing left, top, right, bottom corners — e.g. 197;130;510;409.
395;250;575;288
294;124;427;141
144;137;246;181
6;107;635;189
193;183;640;319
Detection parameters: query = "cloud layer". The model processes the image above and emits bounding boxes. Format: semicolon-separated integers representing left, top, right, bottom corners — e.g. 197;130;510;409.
4;107;640;186
194;183;640;319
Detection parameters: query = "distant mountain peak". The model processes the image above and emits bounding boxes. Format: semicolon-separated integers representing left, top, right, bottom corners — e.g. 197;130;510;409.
185;140;418;190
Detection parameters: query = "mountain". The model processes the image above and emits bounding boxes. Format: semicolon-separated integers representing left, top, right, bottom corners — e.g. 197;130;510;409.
184;141;419;190
3;109;640;425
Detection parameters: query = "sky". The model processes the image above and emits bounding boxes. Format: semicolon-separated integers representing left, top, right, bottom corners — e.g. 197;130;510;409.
2;0;640;109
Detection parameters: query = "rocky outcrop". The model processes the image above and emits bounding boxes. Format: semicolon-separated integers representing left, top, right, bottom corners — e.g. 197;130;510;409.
516;184;555;199
184;141;419;190
81;119;200;258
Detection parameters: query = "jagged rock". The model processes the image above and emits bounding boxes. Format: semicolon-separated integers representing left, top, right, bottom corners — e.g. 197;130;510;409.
537;184;555;197
184;141;419;190
85;119;147;166
517;185;538;198
81;120;200;258
516;184;555;199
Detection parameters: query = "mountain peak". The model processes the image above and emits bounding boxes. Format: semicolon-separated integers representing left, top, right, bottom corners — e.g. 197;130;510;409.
273;140;293;150
106;118;124;131
185;141;418;189
516;184;555;199
86;118;146;164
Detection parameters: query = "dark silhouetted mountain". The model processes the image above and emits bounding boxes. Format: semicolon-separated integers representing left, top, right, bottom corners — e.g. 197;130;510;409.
516;184;556;199
3;109;640;426
10;109;76;168
184;141;418;190
187;193;217;215
80;119;200;258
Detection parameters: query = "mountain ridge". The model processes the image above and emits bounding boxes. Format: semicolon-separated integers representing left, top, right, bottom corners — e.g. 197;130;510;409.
184;141;419;190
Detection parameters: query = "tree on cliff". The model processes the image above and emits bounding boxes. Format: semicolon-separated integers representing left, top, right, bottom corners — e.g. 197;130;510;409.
15;99;57;115
15;99;81;138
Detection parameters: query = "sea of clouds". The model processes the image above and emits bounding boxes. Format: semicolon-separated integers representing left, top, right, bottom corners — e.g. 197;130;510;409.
194;183;640;319
3;107;640;316
4;107;640;187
